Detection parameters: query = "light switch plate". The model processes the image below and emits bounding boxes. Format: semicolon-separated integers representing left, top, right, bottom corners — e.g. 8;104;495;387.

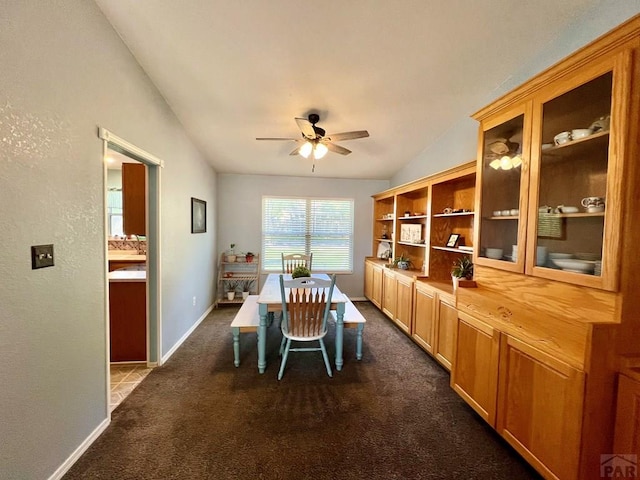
31;244;54;269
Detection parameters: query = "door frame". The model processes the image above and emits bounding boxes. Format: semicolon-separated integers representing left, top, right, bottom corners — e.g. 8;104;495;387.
99;128;163;415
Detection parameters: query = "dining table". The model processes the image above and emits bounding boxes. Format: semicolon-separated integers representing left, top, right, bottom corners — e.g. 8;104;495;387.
256;273;347;374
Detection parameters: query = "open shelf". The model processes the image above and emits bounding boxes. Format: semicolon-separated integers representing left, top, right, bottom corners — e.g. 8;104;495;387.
398;241;427;248
432;246;473;254
433;211;475;218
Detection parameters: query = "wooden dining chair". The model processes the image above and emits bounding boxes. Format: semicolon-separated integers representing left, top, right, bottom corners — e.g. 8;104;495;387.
277;274;335;380
281;253;313;273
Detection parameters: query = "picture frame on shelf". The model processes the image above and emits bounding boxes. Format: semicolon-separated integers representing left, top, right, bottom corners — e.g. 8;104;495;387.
400;224;422;243
191;197;206;233
446;233;461;248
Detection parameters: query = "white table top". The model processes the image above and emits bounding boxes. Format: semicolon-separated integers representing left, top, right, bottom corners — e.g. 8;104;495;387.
258;273;346;304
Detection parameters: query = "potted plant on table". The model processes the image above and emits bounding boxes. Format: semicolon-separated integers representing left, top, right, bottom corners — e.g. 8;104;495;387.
451;256;475;289
291;265;311;279
245;252;255;263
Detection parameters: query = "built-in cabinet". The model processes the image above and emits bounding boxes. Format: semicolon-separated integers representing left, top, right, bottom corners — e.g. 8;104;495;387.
366;162;476;369
474;50;629;292
366;16;640;480
122;163;146;236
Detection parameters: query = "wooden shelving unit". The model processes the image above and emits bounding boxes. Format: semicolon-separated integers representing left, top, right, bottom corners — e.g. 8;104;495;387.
216;253;260;307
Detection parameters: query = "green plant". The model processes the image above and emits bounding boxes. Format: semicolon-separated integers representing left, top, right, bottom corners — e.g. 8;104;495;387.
393;253;413;269
451;256;474;279
239;279;255;292
225;279;240;292
291;265;311;279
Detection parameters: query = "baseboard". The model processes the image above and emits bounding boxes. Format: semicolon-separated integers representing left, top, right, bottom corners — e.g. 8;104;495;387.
161;303;213;364
47;417;110;480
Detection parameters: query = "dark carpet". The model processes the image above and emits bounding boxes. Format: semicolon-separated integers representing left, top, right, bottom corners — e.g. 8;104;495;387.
64;302;542;480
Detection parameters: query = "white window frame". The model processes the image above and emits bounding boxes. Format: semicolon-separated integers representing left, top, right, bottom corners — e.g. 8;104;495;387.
262;195;354;274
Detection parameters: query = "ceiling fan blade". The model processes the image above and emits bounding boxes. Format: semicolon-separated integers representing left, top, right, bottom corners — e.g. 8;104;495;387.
256;137;298;141
325;142;352;155
289;145;303;156
325;130;369;142
295;117;317;139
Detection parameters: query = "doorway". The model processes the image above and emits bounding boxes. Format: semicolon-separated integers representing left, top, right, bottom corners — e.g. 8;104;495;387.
99;128;163;415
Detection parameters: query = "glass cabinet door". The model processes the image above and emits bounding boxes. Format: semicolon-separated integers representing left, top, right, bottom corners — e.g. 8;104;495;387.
527;53;629;291
475;105;531;272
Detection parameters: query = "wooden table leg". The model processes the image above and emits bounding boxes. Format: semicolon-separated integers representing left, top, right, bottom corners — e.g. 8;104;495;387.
335;303;345;371
258;303;268;373
356;323;364;360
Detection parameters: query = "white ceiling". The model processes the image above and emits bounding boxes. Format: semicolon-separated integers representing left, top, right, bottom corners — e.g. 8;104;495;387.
95;0;600;180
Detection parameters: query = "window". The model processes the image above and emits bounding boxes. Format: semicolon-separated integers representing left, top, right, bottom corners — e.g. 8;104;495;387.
107;189;124;237
262;196;354;273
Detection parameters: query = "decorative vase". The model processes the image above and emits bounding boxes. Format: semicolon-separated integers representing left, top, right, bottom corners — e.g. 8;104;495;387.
226;291;235;300
452;275;459;290
242;291;249;300
398;261;409;270
226;254;236;263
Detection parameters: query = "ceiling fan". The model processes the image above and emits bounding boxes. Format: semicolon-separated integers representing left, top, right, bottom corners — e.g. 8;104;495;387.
256;113;369;171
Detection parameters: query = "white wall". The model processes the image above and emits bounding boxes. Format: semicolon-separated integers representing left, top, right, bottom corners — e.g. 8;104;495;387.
392;4;640;186
0;2;217;479
217;174;389;298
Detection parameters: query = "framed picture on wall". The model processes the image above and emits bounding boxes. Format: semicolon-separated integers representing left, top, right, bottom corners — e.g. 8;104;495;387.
191;197;206;233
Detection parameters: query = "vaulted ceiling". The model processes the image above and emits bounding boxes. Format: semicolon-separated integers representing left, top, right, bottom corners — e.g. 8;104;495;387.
96;0;606;179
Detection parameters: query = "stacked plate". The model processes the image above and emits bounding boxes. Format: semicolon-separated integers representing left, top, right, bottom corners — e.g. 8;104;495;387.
594;261;602;276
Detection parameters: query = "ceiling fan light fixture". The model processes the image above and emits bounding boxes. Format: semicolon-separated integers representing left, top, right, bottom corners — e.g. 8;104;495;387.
314;142;328;160
299;141;312;158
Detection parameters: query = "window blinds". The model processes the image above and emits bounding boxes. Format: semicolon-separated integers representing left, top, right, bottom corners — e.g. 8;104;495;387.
262;196;354;273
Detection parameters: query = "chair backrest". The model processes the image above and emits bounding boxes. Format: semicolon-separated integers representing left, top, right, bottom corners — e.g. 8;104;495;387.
279;275;335;338
281;253;313;273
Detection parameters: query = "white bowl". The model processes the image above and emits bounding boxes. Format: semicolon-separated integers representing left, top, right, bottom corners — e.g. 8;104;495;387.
485;248;503;260
548;252;574;260
571;128;593;140
492;210;502;216
551;258;595;273
558;205;579;213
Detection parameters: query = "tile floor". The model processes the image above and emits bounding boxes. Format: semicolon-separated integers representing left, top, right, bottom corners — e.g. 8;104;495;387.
110;364;153;412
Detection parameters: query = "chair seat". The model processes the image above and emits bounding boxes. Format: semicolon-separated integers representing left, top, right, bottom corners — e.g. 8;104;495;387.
282;332;327;342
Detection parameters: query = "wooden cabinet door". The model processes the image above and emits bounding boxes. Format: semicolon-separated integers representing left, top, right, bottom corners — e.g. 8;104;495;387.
614;373;640;462
395;275;413;334
109;281;146;362
382;269;396;319
451;311;500;424
371;265;383;309
434;294;458;371
122;163;146;236
364;261;374;301
413;284;435;353
497;335;585;480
